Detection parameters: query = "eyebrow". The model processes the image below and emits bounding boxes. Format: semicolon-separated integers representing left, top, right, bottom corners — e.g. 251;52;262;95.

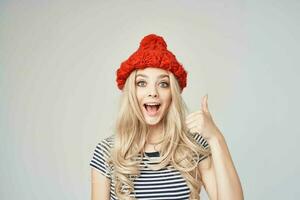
136;74;169;79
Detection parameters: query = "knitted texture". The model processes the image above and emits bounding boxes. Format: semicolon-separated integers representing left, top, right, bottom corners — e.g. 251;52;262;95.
116;34;187;90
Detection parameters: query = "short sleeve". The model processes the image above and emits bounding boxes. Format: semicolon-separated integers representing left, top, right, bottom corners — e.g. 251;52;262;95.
192;133;211;163
89;137;113;179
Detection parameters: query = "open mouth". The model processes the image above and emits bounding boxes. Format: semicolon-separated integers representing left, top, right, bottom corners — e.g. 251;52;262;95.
143;103;161;116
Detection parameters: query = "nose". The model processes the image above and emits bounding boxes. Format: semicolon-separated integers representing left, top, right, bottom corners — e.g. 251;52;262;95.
148;93;158;97
147;85;158;97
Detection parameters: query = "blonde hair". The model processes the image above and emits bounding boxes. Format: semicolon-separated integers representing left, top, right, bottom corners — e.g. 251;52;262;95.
110;69;211;199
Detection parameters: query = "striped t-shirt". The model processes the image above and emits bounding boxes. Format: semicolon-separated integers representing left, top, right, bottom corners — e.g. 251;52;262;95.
89;133;210;200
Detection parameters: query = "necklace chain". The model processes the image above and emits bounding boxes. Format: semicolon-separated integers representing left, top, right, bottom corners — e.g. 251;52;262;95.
146;140;163;152
146;138;164;145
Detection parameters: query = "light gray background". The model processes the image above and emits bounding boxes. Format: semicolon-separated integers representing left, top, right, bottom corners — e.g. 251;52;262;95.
1;0;299;199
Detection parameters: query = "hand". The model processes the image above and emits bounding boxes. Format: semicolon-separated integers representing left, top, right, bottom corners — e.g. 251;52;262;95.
185;94;221;142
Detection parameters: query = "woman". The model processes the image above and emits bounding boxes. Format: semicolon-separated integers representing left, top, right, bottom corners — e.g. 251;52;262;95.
90;34;244;200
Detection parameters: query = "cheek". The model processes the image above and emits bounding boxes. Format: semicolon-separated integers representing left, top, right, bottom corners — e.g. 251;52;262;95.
161;91;172;105
166;96;172;106
136;89;146;103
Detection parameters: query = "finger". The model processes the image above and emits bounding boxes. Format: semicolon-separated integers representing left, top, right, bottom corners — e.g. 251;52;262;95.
186;111;203;120
201;94;209;113
185;114;203;124
189;128;199;134
185;118;203;128
187;124;203;134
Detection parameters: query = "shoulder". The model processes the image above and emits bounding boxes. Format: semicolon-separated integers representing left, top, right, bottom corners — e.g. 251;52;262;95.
90;135;115;179
190;132;210;150
96;134;115;154
189;132;212;164
98;134;114;147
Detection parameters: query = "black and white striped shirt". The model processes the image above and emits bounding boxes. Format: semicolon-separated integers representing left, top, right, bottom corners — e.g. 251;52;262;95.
89;133;210;200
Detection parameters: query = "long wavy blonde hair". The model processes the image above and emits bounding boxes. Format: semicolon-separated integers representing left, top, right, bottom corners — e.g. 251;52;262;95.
110;69;211;199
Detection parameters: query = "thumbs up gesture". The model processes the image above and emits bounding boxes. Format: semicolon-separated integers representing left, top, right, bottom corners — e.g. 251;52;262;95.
185;94;221;142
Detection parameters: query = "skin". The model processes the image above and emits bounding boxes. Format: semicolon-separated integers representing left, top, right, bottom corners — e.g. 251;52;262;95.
91;68;244;200
186;95;244;199
91;68;171;200
91;169;110;200
135;67;172;150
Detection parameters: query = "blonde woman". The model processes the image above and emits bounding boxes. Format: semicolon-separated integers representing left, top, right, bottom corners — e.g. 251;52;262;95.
90;34;244;200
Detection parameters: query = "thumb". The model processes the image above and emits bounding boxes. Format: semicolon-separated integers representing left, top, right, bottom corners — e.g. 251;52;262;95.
201;94;209;113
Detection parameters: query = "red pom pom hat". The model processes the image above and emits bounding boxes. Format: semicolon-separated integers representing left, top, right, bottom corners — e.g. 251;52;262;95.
116;34;187;91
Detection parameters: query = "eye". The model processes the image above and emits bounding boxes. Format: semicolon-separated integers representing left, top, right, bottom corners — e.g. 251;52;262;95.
136;80;146;87
159;81;169;88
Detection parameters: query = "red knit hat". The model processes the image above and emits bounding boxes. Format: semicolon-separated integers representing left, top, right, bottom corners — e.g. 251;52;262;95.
116;34;187;91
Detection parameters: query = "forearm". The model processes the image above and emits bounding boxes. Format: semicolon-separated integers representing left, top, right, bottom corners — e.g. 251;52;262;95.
208;131;244;200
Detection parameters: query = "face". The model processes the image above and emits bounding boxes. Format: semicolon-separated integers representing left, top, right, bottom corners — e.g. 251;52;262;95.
135;68;172;126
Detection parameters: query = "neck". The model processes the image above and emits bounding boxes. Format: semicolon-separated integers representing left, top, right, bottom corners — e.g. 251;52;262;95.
147;121;164;143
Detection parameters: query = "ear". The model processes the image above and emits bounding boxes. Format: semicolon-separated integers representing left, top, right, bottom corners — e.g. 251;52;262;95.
179;88;183;94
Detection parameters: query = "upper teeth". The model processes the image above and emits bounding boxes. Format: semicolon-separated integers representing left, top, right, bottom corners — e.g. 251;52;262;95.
145;103;160;106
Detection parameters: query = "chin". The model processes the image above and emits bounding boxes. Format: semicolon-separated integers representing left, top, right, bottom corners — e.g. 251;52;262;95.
144;117;163;126
141;104;165;126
